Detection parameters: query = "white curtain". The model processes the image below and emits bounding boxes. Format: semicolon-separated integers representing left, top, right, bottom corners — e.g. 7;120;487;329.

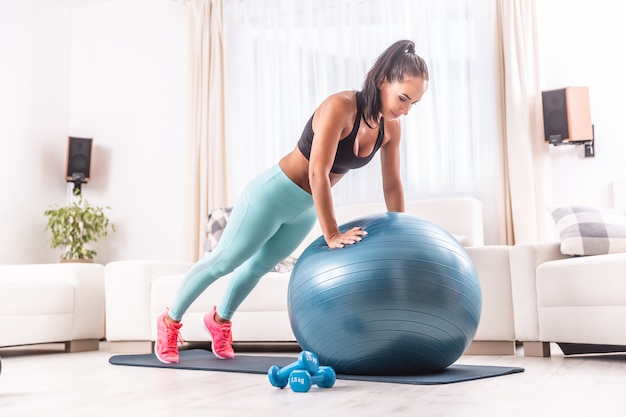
222;0;503;243
186;0;229;261
497;0;551;243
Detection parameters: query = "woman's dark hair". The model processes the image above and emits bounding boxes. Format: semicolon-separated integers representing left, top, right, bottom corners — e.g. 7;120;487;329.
360;40;429;123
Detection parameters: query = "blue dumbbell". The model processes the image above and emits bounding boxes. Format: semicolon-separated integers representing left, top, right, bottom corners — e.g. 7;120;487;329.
289;366;336;393
268;351;320;388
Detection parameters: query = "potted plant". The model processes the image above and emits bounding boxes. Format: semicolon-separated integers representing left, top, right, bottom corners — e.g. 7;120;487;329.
44;194;115;262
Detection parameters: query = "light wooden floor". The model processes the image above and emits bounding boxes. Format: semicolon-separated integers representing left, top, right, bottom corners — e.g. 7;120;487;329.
2;341;626;417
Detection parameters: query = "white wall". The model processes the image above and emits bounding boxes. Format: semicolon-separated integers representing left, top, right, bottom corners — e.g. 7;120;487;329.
0;0;192;265
0;0;72;264
68;0;192;263
537;0;626;210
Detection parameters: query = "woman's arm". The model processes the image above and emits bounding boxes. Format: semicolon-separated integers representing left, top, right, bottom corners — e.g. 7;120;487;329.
380;120;405;212
308;94;366;248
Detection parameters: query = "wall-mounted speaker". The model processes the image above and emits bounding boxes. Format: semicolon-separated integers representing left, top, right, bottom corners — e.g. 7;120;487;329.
66;137;93;182
541;87;593;144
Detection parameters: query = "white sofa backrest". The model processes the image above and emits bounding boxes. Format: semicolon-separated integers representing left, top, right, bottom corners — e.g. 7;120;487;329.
291;197;484;258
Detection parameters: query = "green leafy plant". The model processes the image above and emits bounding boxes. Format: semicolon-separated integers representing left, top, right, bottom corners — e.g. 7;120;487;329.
44;195;115;261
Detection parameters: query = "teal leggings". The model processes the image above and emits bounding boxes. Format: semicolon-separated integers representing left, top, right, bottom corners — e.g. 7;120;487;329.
168;164;316;321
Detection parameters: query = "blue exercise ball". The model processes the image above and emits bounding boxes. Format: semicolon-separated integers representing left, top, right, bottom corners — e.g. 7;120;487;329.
288;212;482;376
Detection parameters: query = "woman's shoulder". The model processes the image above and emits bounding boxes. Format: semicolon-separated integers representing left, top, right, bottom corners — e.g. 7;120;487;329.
316;90;357;118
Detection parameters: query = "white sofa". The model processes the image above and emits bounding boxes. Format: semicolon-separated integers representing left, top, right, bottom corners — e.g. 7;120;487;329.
0;263;105;352
105;198;516;355
510;242;626;356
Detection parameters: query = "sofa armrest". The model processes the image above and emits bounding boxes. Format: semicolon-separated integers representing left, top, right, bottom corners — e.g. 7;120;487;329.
60;263;106;340
105;260;192;341
465;245;514;342
509;242;568;342
0;263;105;342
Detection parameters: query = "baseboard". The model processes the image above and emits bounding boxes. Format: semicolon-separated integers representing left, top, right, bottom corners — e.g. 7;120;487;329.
65;339;100;353
464;340;516;355
522;341;551;357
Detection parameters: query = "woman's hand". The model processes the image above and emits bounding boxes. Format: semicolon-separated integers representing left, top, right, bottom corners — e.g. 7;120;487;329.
326;226;368;248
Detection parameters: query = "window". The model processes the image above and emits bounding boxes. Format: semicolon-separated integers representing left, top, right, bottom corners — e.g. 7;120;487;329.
224;0;501;208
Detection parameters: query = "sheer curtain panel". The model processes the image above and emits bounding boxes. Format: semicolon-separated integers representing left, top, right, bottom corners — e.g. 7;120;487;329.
188;0;229;260
223;0;503;244
496;0;551;244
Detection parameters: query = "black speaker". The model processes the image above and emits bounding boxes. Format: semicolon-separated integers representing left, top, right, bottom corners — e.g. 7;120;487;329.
542;87;592;144
66;137;93;182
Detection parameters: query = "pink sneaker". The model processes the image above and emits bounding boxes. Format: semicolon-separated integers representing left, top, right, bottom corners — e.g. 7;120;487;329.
155;310;184;364
204;306;235;359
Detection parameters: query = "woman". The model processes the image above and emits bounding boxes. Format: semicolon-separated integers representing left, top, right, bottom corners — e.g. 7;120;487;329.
156;39;429;363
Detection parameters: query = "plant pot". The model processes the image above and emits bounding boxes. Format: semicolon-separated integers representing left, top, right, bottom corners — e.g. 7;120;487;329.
61;259;95;264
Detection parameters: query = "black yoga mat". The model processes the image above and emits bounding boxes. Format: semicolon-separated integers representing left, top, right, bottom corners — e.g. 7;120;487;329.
109;349;524;385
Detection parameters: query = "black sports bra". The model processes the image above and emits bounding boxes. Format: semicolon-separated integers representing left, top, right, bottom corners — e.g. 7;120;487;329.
297;91;385;174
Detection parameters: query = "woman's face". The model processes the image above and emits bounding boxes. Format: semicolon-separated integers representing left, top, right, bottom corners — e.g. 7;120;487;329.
379;76;428;121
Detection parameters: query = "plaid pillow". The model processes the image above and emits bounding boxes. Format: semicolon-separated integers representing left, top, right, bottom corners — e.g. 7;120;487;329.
550;205;626;256
204;206;233;253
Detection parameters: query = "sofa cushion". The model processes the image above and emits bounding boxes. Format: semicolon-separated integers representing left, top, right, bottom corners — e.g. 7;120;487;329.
550;205;626;256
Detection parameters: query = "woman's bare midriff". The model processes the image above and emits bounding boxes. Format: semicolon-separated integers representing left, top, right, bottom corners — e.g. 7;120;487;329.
279;148;344;194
